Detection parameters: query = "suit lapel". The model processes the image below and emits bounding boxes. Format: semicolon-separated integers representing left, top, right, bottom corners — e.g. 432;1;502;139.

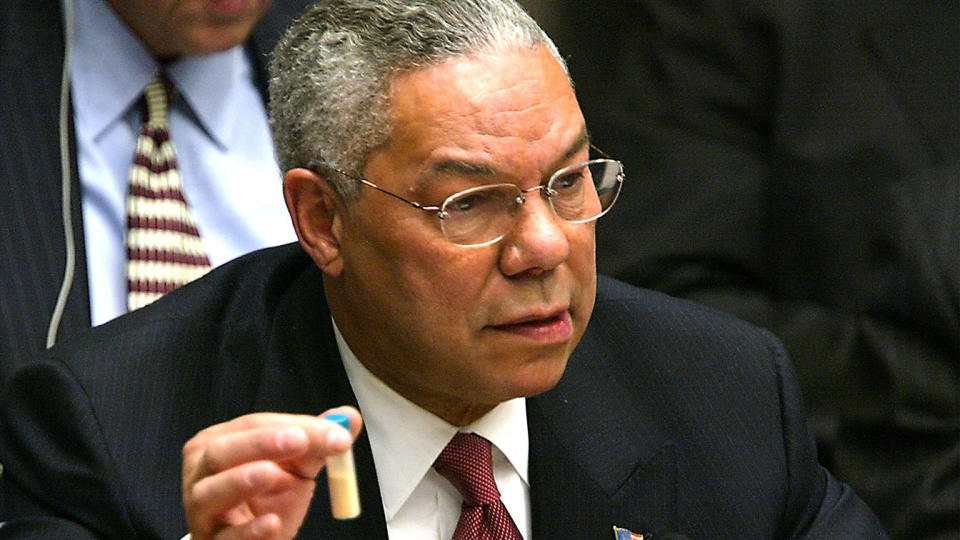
249;265;389;538
528;320;679;536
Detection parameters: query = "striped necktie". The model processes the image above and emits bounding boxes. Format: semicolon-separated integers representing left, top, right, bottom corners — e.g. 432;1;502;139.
433;433;524;540
125;76;211;311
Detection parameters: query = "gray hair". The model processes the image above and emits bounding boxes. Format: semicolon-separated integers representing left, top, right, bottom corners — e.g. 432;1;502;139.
268;0;568;199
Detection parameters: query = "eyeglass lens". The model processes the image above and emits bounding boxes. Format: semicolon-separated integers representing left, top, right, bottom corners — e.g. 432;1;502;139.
439;159;623;246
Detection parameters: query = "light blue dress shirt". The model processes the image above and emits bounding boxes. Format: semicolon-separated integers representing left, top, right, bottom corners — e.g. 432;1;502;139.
71;0;296;325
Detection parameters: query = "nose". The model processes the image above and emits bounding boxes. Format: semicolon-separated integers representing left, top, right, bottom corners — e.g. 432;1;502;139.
498;191;570;277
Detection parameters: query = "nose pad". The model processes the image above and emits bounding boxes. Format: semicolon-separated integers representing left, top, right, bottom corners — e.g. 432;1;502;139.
511;187;560;229
515;185;555;215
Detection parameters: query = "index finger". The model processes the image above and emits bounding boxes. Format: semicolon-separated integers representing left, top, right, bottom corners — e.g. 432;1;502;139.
184;408;363;480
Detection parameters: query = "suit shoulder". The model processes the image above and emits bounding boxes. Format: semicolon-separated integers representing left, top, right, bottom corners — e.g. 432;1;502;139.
42;244;316;368
588;275;789;384
594;275;779;341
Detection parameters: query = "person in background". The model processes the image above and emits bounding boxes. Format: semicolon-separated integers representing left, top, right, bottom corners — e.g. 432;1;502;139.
521;1;958;537
0;0;888;538
0;0;312;379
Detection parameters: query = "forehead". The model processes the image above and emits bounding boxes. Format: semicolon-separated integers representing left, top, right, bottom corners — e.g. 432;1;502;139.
379;45;584;171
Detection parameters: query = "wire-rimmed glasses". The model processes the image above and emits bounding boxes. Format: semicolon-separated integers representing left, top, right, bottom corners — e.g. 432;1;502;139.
309;147;624;247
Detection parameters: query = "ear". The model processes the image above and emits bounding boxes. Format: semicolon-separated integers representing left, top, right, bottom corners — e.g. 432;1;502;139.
283;168;345;277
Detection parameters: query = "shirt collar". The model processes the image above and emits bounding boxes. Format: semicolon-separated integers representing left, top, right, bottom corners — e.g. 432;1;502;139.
71;0;249;149
165;49;250;150
333;321;529;522
72;0;154;139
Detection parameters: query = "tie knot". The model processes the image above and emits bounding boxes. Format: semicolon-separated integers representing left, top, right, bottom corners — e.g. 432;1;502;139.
433;433;501;506
143;76;173;127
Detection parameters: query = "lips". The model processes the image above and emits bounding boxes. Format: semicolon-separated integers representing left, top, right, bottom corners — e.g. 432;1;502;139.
488;309;573;343
209;0;250;16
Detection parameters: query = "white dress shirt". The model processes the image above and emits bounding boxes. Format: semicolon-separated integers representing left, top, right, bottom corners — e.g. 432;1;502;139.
71;0;296;325
334;322;533;539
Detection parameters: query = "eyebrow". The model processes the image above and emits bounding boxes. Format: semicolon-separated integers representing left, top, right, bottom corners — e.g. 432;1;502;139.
432;159;498;177
428;127;591;180
561;128;591;164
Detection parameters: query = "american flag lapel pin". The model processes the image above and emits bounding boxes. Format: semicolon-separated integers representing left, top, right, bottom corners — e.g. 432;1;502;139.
613;525;644;539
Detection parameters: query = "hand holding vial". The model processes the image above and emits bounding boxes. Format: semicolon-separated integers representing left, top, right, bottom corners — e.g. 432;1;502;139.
181;407;362;540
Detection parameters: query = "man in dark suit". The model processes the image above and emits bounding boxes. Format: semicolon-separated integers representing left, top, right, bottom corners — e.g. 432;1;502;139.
523;1;957;537
0;0;312;379
0;0;888;537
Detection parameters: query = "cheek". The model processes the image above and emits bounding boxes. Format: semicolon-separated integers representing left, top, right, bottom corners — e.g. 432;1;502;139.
404;250;499;329
561;219;596;264
567;224;598;306
346;214;497;325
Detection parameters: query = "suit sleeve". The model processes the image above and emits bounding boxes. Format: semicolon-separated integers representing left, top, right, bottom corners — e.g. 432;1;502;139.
766;335;888;538
0;358;137;538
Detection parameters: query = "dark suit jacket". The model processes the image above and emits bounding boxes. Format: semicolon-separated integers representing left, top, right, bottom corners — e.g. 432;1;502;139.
0;0;312;380
0;243;887;538
535;1;959;537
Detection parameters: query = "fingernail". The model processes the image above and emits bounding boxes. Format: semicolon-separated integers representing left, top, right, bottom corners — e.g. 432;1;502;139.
323;414;352;451
244;463;263;487
326;424;351;451
250;516;270;537
276;426;308;453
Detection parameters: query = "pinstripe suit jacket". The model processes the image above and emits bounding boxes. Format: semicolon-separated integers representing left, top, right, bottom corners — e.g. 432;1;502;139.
0;244;887;538
0;0;311;380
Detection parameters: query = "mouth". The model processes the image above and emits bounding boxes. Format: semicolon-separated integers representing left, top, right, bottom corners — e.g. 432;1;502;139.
208;0;252;16
488;309;573;343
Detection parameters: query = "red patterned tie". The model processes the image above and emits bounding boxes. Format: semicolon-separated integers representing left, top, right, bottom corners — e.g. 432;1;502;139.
125;76;211;310
433;433;524;540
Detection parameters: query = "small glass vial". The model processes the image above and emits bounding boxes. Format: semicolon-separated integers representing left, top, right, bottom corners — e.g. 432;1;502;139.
324;414;361;519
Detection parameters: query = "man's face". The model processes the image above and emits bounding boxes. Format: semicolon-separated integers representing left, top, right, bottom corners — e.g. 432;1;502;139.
106;0;273;58
327;45;596;426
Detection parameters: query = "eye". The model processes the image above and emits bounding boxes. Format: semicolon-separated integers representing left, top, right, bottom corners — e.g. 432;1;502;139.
552;168;587;191
447;190;495;214
450;195;477;212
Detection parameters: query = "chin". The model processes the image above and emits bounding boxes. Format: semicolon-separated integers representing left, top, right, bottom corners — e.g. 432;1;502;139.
185;26;255;55
511;355;569;399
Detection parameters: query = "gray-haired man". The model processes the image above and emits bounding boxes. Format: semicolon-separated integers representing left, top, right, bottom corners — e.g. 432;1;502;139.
0;1;886;538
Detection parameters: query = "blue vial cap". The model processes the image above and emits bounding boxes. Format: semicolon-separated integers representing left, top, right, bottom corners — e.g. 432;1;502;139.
325;413;351;431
